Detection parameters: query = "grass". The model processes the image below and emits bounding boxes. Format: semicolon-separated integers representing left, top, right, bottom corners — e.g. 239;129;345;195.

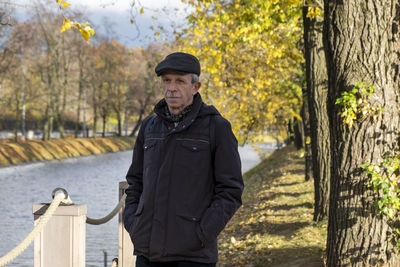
217;146;327;267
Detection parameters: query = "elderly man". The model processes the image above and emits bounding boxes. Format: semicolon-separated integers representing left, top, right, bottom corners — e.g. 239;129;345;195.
123;52;243;267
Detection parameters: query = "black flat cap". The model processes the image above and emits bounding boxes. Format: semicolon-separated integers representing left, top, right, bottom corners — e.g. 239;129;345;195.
155;52;201;76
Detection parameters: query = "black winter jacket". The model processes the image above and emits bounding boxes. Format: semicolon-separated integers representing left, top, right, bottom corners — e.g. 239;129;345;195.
123;93;243;263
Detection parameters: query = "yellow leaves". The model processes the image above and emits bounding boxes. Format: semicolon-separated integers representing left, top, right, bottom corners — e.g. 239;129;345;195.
60;19;95;43
306;6;322;18
56;0;70;7
306;136;311;145
179;0;303;142
80;24;95;43
61;2;70;7
57;0;95;43
60;18;73;32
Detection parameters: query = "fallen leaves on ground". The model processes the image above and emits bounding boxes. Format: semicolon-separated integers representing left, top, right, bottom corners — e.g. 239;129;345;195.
217;146;326;267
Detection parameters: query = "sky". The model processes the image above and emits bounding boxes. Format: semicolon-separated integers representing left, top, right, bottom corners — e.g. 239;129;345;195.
13;0;192;48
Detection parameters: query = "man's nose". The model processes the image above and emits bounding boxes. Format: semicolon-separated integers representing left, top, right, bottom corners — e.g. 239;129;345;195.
166;82;177;91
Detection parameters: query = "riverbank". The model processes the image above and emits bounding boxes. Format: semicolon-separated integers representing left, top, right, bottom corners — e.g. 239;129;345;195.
0;136;134;166
217;146;326;267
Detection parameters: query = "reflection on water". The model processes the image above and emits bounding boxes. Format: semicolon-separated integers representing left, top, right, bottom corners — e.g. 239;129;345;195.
0;144;264;266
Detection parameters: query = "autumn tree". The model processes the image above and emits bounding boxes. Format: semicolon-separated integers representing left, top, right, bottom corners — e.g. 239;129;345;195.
35;6;73;140
324;0;400;265
303;1;330;221
178;0;303;144
127;44;164;136
1;21;42;140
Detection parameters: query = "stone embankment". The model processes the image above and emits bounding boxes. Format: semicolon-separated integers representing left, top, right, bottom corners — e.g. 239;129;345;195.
0;136;134;166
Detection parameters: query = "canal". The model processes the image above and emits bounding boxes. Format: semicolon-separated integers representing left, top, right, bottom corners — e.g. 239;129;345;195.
0;145;267;266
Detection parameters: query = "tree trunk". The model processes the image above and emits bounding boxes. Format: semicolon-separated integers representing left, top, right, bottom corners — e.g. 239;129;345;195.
301;95;313;181
303;4;330;222
93;109;98;138
42;105;49;141
83;87;87;137
21;64;26;138
58;38;68;139
116;111;122;136
324;0;400;265
92;84;98;138
102;112;107;138
43;74;53;141
75;79;82;138
293;117;304;150
14;89;20;142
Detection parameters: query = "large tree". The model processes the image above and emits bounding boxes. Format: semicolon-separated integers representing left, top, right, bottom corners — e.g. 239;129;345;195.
324;0;400;265
303;1;330;221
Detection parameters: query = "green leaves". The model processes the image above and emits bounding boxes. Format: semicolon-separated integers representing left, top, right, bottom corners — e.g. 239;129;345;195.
362;154;400;219
335;82;377;128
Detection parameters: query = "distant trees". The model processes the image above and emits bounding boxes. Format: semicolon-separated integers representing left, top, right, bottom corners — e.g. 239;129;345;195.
0;7;164;140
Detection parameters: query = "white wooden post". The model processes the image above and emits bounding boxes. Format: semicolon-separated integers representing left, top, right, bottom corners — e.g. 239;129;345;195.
32;204;87;267
119;181;136;267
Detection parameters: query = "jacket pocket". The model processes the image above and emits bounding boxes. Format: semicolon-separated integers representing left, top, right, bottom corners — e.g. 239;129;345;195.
180;139;209;152
143;139;157;170
169;212;204;254
129;201;144;235
143;139;157;150
177;139;211;172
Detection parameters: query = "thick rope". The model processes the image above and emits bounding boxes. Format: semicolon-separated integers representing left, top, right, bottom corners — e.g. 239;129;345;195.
86;193;126;225
110;258;118;267
0;192;68;267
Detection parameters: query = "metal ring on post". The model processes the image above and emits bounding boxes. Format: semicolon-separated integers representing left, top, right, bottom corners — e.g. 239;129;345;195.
52;188;69;200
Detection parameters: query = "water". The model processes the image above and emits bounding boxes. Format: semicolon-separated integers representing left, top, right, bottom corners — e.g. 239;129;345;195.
0;151;133;267
0;145;264;266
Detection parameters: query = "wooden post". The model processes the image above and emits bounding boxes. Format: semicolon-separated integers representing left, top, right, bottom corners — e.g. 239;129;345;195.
119;181;136;267
32;204;87;267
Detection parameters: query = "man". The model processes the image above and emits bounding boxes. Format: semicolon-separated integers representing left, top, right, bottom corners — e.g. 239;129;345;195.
123;52;243;267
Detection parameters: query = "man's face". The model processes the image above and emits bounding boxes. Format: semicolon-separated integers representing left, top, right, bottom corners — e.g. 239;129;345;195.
162;72;201;115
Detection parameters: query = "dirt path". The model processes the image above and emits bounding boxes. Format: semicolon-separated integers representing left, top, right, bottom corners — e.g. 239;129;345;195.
217;146;327;267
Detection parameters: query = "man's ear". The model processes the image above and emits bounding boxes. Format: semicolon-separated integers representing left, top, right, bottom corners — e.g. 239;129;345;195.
192;82;201;95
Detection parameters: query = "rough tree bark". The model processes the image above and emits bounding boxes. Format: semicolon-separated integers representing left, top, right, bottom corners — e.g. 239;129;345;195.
324;0;400;265
301;98;313;181
303;3;330;221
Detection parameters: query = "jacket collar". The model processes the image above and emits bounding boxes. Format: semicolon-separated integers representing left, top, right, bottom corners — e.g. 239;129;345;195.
154;93;203;134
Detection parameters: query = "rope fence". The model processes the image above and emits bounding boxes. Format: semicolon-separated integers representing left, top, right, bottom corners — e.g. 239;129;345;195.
0;187;127;266
86;193;126;225
0;189;71;267
111;258;118;267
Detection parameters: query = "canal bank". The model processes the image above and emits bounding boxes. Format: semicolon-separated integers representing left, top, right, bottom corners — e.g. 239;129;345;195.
0;136;134;166
0;143;265;266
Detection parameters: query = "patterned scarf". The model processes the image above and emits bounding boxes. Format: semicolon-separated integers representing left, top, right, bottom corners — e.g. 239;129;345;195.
164;104;193;123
